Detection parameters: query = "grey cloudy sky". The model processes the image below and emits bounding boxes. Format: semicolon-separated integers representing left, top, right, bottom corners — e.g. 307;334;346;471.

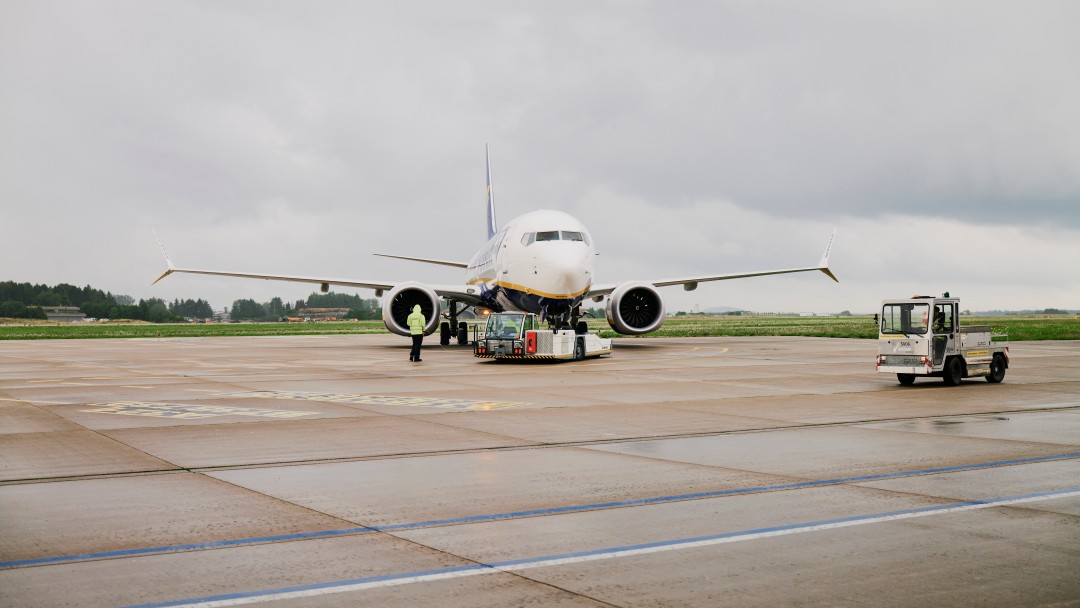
3;1;1078;313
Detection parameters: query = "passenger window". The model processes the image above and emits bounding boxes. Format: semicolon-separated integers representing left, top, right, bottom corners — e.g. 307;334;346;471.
535;231;560;242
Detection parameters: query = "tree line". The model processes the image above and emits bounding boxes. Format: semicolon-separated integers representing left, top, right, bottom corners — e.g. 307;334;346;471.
228;292;380;321
1;281;379;322
0;281;215;322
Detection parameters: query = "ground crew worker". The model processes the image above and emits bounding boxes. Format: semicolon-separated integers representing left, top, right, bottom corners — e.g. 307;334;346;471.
933;307;946;332
407;304;425;362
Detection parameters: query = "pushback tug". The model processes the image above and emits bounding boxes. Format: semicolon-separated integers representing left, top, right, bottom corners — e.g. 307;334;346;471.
877;293;1008;385
475;312;611;361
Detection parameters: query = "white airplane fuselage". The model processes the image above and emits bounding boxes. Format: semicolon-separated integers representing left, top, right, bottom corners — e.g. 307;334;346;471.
465;209;594;322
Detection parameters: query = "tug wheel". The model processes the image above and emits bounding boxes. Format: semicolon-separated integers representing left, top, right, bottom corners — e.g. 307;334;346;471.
986;354;1006;383
943;358;963;386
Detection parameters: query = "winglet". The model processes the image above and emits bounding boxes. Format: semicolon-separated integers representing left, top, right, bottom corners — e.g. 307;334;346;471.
485;143;497;240
818;230;839;283
151;229;176;285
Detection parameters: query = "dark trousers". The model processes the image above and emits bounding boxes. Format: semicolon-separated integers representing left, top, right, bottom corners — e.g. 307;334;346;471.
410;334;423;360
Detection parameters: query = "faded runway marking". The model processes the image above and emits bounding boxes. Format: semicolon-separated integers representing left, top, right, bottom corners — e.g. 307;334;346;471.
81;402;317;419
221;390;527;410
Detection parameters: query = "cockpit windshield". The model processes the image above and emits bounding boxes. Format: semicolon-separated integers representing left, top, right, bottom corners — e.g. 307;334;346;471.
521;230;591;246
881;303;929;335
485;314;525;339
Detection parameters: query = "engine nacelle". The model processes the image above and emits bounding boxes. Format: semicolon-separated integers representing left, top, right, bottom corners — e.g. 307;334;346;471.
381;282;441;336
605;281;665;335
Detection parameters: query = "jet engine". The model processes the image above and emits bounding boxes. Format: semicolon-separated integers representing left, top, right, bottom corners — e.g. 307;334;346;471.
605;281;665;335
381;282;440;336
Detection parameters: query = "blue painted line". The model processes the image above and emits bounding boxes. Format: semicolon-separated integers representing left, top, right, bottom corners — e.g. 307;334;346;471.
0;526;376;569
123;487;1080;608
125;562;497;608
3;451;1078;570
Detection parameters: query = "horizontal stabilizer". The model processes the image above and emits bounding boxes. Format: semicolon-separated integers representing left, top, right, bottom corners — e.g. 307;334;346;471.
373;253;468;268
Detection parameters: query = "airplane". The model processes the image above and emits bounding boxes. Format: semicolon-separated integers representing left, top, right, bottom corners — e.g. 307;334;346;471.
154;145;838;342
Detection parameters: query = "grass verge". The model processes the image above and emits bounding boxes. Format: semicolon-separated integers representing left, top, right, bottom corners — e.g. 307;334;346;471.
0;315;1075;341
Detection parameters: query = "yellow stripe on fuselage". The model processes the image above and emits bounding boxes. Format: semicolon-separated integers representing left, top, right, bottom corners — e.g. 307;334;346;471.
466;278;590;301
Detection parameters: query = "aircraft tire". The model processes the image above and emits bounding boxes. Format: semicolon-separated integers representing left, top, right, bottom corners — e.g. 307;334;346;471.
440;322;451;345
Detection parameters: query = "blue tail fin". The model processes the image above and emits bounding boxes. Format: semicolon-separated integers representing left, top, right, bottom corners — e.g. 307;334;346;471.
485;143;497;240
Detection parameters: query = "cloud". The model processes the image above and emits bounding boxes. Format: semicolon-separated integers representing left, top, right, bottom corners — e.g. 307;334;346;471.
2;1;1077;313
573;187;1080;312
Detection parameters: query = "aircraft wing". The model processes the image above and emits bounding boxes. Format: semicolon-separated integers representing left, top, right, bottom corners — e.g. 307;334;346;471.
153;265;483;305
151;232;482;304
152;265;395;292
587;231;838;299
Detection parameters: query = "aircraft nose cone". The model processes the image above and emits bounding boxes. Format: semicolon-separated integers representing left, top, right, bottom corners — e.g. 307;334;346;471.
546;249;592;296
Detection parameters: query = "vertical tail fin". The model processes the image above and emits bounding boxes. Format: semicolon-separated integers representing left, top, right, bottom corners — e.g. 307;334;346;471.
485;143;497;240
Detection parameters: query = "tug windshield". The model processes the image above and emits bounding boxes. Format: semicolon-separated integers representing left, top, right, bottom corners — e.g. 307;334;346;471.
881;303;929;335
486;314;525;339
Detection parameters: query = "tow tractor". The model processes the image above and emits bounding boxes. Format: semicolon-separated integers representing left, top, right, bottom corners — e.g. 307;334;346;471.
877;294;1008;386
475;312;612;361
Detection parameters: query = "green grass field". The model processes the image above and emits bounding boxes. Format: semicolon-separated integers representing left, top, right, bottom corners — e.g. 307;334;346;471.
0;320;388;340
1;315;1076;341
591;315;1080;341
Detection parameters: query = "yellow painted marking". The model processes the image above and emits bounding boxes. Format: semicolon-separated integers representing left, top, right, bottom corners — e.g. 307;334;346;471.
966;350;989;357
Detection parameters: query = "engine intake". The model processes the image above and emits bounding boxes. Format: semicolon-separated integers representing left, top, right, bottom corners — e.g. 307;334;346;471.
605;281;665;335
382;282;440;336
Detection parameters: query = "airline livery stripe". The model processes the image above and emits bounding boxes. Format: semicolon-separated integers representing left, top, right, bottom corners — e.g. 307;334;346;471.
3;451;1077;570
124;487;1080;607
463;279;591;300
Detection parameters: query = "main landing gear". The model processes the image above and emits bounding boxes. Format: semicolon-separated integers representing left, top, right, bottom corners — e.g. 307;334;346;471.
440;301;469;346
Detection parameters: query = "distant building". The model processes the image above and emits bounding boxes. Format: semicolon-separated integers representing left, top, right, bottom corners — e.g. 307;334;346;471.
297;308;351;321
42;307;86;322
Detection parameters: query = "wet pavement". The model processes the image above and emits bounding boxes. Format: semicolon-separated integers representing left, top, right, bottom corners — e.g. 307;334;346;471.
1;334;1078;607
